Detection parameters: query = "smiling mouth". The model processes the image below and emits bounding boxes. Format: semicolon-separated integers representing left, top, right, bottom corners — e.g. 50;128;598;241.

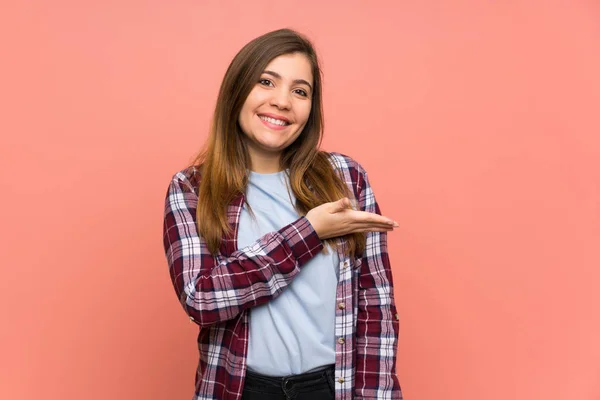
258;115;291;126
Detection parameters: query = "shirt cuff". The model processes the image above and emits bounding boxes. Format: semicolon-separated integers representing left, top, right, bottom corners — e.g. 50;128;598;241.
278;216;323;266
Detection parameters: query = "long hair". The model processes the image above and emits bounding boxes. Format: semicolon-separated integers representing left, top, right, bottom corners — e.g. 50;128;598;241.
194;28;365;257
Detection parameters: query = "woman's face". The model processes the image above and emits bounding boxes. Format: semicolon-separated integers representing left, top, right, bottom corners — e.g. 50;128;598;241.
238;53;313;165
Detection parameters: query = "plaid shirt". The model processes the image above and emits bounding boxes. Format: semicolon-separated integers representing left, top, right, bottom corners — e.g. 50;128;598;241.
163;152;402;399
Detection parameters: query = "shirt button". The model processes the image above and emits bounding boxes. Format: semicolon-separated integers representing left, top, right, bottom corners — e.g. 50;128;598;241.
343;260;349;268
338;338;345;344
338;302;345;310
338;377;345;383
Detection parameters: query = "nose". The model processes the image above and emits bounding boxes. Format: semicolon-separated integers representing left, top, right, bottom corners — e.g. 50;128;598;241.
269;88;291;110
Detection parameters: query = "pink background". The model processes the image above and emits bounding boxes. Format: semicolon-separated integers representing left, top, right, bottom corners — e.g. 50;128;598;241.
1;1;599;399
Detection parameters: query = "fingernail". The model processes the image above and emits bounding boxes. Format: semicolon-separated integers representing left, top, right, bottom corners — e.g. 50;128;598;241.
393;221;399;227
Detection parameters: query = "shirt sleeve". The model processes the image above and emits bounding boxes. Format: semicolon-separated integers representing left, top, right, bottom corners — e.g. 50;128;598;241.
162;172;323;327
354;165;403;399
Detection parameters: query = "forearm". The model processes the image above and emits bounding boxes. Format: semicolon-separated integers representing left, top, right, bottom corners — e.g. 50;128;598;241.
164;175;323;327
172;217;323;326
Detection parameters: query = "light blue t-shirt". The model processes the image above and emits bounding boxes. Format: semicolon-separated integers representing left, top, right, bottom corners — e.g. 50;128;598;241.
238;170;339;376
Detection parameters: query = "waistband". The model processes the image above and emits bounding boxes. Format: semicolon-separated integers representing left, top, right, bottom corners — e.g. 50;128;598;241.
245;364;335;387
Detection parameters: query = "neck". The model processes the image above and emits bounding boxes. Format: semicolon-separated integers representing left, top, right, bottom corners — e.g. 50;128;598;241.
247;147;284;174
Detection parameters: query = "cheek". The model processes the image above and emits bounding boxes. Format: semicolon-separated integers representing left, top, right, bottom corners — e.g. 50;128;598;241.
238;103;257;136
298;103;312;125
239;90;262;118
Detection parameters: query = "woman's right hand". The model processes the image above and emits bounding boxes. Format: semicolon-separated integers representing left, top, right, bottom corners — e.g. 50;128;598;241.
305;198;399;240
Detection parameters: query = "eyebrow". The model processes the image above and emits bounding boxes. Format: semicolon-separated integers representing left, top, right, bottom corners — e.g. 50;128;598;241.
262;70;313;91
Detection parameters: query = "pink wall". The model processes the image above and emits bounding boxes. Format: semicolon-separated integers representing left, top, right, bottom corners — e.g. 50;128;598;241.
1;1;599;399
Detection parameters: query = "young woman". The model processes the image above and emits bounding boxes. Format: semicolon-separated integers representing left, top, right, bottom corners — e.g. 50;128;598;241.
163;28;403;400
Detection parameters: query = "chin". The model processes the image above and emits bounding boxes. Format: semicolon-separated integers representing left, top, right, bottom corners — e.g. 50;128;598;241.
258;142;288;153
255;136;295;151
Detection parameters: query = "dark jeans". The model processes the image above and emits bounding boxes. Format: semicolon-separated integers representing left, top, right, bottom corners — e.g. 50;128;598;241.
241;366;335;400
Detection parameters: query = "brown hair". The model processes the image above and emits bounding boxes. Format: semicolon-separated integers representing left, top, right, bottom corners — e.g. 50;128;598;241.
194;28;365;257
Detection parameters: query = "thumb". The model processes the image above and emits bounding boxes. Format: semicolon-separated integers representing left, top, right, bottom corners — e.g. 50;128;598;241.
332;197;351;212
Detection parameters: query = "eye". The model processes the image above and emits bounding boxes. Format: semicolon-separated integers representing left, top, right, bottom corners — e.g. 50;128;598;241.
259;78;273;87
294;89;308;97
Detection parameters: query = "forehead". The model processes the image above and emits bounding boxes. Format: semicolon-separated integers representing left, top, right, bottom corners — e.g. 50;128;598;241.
264;53;313;85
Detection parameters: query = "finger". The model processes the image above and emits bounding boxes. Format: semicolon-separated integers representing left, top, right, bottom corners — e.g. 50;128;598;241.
357;224;396;231
347;220;395;231
362;227;394;233
345;220;396;231
349;210;396;225
340;197;352;209
366;215;398;227
331;197;351;213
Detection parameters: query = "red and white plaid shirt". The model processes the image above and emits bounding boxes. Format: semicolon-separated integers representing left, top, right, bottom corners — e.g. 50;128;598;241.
163;152;402;399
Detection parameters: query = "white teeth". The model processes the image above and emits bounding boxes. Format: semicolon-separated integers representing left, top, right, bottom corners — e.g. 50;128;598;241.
259;115;288;126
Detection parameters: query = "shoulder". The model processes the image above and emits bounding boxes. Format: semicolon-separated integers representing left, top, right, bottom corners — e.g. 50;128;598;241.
324;151;367;176
322;151;370;197
168;165;202;195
